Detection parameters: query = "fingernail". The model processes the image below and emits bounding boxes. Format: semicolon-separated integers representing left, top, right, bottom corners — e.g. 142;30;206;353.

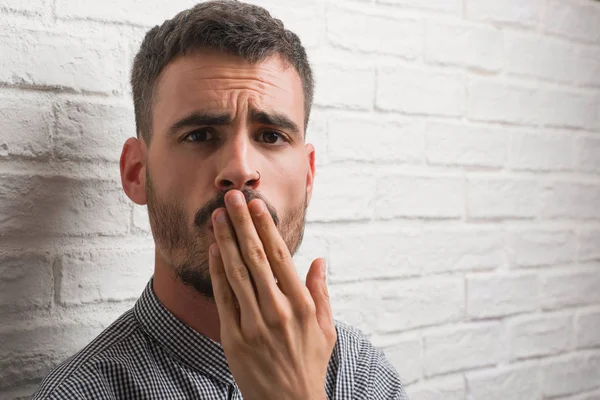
211;244;220;256
229;192;243;206
322;260;327;278
252;200;265;215
216;210;227;224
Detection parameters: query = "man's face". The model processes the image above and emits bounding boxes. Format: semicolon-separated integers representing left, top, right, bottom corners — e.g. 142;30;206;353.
144;50;314;300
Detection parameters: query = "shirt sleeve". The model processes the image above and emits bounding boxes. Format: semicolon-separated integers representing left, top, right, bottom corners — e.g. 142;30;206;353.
368;346;409;400
354;339;409;400
30;367;116;400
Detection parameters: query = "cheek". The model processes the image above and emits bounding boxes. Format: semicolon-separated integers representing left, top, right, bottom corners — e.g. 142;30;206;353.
281;160;308;202
151;154;210;215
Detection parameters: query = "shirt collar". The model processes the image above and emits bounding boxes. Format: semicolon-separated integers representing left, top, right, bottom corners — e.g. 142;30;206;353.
133;278;235;385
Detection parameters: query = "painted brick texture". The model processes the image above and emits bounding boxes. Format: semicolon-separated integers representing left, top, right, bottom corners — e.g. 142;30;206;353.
1;0;599;399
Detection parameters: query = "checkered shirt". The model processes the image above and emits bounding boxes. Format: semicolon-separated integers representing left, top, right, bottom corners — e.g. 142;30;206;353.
31;279;408;399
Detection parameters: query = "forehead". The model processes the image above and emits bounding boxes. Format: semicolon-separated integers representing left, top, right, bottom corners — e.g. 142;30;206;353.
152;50;305;134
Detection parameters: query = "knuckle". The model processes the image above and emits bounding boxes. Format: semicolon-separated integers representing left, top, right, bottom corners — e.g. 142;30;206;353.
295;297;316;319
247;243;267;264
265;304;292;328
272;246;291;264
230;263;251;282
241;322;263;344
325;326;338;344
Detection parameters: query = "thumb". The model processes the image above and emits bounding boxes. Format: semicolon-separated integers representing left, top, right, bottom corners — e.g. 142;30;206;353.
306;258;334;331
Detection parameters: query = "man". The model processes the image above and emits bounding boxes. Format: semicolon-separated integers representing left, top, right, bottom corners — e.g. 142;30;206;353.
32;1;407;398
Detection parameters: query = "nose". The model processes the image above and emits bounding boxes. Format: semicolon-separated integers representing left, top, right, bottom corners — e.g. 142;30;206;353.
214;136;261;192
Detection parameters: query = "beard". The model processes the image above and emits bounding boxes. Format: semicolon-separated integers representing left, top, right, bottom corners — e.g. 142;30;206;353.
145;168;307;301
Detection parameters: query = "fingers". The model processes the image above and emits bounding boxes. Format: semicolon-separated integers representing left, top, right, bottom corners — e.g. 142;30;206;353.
223;191;279;302
305;258;335;334
212;208;264;324
248;198;306;301
208;243;240;332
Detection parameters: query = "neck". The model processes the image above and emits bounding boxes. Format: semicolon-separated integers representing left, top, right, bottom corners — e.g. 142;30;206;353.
152;254;222;344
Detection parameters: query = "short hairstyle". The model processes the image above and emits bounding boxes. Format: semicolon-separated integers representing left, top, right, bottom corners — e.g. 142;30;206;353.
130;0;314;144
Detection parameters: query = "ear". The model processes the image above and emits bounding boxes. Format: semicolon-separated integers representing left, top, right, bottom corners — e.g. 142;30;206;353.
304;143;316;205
120;137;147;205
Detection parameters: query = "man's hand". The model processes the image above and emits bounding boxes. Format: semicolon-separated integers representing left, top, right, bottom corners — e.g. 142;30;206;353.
208;190;337;400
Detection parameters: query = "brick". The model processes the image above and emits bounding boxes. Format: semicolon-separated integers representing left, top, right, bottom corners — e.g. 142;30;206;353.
0;0;49;14
425;121;507;168
508;313;573;360
466;364;539;400
377;66;465;117
54;101;134;161
578;229;600;262
329;281;379;335
58;248;154;305
510;229;577;267
307;167;375;222
0;96;52;159
467;273;538;318
305;110;327;166
425;21;502;71
566;389;600;400
506;31;600;86
330;228;503;281
540;182;600;220
0;30;124;94
0;321;104;389
543;0;600;44
0;253;53;313
379;277;464;332
132;204;151;233
467;177;538;219
424;323;507;376
468;79;597;129
0;384;39;400
328;116;423;163
577;46;600;87
466;0;542;27
313;64;374;110
418;229;504;274
327;8;421;58
508;131;575;171
577;136;600;173
291;229;329;282
406;375;465;400
376;0;462;15
576;309;600;349
468;79;538;125
328;230;421;282
55;0;197;26
541;268;600;310
375;174;463;219
0;175;131;236
265;3;324;49
374;333;422;385
541;352;600;397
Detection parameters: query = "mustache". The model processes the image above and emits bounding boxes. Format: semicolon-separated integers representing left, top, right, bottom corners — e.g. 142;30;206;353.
193;189;279;229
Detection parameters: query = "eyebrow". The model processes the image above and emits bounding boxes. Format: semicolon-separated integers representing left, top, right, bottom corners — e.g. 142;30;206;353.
166;108;302;138
167;112;232;136
249;109;301;138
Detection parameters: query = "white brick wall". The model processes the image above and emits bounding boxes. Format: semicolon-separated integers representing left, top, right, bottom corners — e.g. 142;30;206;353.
1;0;599;399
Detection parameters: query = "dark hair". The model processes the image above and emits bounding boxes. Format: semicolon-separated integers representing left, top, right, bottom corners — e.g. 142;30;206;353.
130;0;314;144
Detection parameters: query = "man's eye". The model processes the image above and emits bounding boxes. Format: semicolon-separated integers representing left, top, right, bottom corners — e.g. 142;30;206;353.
183;129;216;142
259;131;286;145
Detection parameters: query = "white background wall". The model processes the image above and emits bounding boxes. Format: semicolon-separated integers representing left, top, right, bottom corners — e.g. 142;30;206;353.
1;0;600;398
